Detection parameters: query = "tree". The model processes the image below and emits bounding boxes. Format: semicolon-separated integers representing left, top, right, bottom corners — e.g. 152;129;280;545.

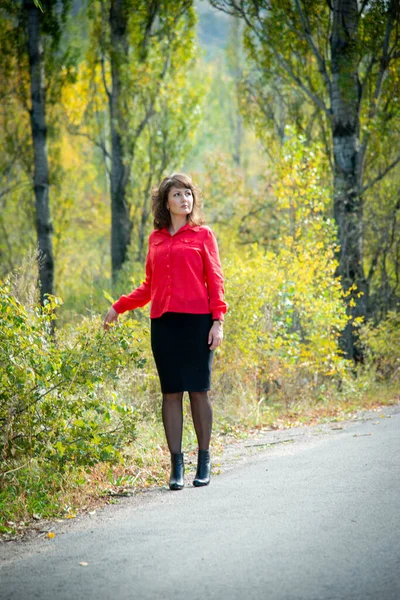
86;0;198;284
209;0;400;359
0;0;73;303
23;0;54;302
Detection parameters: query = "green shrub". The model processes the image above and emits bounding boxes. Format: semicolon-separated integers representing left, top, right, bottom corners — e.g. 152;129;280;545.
359;311;400;380
0;276;145;472
211;137;351;407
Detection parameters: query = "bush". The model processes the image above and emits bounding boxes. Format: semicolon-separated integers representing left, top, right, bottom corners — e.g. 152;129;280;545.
359;311;400;381
211;137;350;407
0;276;145;473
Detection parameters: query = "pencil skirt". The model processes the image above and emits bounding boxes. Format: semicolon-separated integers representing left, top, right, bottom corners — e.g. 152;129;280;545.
150;312;215;393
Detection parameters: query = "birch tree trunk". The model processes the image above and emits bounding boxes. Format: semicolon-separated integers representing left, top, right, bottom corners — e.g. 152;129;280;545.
24;0;54;303
109;0;131;284
330;0;368;360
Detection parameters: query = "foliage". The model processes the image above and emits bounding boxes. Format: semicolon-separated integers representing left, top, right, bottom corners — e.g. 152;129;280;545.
359;312;400;381
211;136;349;403
80;0;205;268
0;1;399;534
363;173;400;321
0;273;144;472
0;0;83;285
210;0;400;343
216;0;400;162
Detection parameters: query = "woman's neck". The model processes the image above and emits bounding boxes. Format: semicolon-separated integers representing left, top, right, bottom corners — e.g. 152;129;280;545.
169;215;188;235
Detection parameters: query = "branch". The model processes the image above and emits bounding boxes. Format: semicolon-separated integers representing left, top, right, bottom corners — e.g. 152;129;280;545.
246;77;287;143
147;0;192;42
100;54;111;101
359;55;377;105
360;5;398;167
294;0;332;95
367;247;381;283
358;0;370;16
270;44;331;118
139;0;160;61
317;110;333;171
369;6;395;121
361;152;400;194
128;51;170;159
93;106;111;178
244;4;332;118
72;129;112;162
0;181;30;202
208;0;240;17
1;462;31;476
211;1;333;125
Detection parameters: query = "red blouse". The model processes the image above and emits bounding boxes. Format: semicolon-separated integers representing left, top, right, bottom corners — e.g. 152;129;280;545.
112;223;228;321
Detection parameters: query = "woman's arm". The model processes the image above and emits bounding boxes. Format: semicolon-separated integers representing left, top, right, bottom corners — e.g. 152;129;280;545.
112;247;152;314
203;228;227;349
203;228;228;322
103;243;153;330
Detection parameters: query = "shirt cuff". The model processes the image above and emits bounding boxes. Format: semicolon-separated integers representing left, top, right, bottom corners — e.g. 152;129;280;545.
112;299;126;314
212;312;225;322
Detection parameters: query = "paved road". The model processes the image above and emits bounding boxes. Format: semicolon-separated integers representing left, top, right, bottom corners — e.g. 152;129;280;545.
1;406;399;600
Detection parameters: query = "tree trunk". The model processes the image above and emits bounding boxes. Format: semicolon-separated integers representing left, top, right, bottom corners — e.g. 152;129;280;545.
330;0;368;360
109;0;132;285
24;0;54;303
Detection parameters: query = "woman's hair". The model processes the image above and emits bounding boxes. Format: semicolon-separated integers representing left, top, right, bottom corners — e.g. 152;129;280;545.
152;172;204;229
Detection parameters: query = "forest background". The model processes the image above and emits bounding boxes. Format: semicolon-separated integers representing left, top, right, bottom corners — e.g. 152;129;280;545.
1;0;400;534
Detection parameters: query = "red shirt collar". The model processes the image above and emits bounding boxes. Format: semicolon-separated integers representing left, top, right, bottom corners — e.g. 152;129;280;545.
158;223;201;236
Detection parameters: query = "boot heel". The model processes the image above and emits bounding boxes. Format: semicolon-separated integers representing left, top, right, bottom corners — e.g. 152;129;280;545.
169;453;184;490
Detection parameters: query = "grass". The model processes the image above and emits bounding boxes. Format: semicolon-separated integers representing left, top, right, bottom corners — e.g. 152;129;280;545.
1;381;398;539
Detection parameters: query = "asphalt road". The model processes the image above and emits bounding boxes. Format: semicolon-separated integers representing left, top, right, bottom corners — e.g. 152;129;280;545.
1;405;399;600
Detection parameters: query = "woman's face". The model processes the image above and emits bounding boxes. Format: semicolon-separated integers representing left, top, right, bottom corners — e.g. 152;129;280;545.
167;186;193;218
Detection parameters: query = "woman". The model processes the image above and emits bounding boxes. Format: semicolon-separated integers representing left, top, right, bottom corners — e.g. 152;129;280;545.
103;173;227;490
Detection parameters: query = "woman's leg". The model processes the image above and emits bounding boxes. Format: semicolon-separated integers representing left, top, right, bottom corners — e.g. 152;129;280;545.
188;391;213;450
163;392;185;490
162;392;184;454
189;391;212;486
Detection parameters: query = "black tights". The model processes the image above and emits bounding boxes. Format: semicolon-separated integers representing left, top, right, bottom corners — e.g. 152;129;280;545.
162;391;213;454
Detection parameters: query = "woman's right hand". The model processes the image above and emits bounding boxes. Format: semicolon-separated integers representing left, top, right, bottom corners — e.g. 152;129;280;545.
103;306;119;331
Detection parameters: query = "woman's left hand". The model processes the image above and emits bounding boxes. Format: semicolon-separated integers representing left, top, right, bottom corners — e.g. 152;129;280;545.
208;321;223;350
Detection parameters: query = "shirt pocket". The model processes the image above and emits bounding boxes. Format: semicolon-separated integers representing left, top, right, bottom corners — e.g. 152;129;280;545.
181;238;203;251
150;239;166;263
151;239;165;252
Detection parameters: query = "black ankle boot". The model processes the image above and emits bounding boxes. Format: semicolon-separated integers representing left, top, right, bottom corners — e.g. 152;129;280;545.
193;449;211;487
169;453;184;490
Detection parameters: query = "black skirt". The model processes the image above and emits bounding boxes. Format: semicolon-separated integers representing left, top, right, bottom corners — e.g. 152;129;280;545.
150;312;215;393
